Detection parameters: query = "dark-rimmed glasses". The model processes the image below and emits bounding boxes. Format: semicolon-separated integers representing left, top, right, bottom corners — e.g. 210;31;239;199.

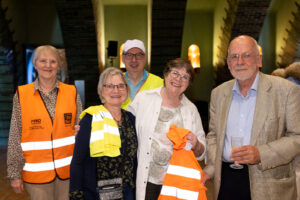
104;84;126;91
123;52;145;60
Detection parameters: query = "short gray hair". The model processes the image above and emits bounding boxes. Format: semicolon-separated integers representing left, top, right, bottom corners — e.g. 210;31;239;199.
32;45;62;68
97;67;130;103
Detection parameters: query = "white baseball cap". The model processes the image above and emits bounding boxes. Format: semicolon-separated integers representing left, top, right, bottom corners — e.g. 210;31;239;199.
123;39;145;54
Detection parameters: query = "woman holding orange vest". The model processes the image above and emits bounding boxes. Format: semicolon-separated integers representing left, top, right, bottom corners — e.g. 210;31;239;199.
128;58;206;200
7;45;82;200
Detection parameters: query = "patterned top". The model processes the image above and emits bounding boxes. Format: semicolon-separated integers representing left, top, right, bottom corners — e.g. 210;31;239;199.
96;109;138;187
148;105;184;184
7;78;83;179
69;109;138;200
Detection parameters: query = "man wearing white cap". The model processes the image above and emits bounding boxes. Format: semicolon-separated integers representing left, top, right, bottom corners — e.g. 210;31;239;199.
121;39;163;109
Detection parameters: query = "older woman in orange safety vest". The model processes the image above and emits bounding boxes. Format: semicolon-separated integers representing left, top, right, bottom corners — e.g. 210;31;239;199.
7;45;82;200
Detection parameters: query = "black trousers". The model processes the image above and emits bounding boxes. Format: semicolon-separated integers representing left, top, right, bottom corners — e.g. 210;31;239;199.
217;162;251;200
145;182;162;200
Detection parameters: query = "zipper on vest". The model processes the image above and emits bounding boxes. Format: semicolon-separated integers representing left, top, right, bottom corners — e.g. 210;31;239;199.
51;133;58;177
38;90;57;177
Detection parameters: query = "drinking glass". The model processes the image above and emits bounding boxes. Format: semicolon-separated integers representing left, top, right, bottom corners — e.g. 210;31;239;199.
230;136;244;169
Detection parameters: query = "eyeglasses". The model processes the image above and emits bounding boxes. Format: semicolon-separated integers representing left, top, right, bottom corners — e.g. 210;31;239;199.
123;52;145;60
104;84;126;91
227;52;257;62
170;70;190;82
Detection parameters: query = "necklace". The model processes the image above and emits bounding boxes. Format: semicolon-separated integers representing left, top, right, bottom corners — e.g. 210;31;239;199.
114;118;122;127
112;114;122;128
103;104;122;124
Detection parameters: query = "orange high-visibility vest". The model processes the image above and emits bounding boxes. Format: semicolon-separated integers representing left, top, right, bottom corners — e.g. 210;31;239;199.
158;125;207;200
19;82;77;183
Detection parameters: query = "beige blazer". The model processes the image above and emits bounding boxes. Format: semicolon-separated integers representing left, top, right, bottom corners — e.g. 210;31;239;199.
205;72;300;200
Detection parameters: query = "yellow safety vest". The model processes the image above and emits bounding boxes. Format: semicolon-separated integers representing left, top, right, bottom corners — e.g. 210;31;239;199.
121;73;163;109
80;105;121;157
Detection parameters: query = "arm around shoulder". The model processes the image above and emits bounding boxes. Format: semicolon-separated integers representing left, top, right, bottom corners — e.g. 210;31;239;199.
75;92;83;125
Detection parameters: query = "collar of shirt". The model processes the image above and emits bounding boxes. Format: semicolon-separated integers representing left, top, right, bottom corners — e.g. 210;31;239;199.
126;69;149;100
287;76;300;87
232;72;260;98
149;87;188;108
126;69;148;86
33;78;59;94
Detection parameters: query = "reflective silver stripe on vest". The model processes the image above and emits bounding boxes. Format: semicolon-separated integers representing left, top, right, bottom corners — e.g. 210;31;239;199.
23;156;72;172
21;136;75;151
90;125;119;143
160;186;199;200
93;111;113;120
167;165;201;180
90;111;120;144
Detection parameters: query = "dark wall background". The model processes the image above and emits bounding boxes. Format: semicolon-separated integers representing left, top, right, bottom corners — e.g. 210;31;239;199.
104;5;148;69
259;12;276;74
181;11;214;102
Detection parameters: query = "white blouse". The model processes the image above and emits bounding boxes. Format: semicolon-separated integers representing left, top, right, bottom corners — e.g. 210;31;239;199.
128;87;206;200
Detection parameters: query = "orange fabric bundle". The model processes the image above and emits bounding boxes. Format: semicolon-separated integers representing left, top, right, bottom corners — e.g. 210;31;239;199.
158;125;207;200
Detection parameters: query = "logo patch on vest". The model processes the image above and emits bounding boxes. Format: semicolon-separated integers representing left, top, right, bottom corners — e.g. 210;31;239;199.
64;113;72;125
30;119;43;130
31;119;41;124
